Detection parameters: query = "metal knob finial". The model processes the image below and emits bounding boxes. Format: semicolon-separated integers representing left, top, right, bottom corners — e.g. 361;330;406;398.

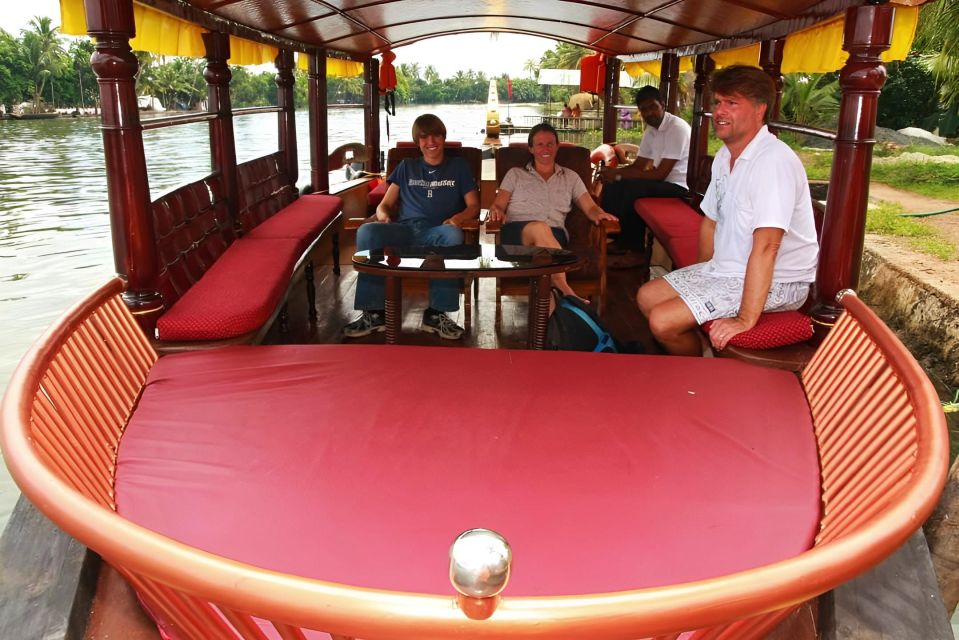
449;528;512;599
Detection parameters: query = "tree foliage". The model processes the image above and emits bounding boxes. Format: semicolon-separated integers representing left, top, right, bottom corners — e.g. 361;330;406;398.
20;16;67;112
877;56;940;130
780;73;839;127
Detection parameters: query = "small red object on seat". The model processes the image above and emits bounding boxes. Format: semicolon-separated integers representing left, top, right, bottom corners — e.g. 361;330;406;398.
703;310;814;349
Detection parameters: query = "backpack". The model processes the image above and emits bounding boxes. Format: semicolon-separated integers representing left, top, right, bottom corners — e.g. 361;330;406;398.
545;290;622;353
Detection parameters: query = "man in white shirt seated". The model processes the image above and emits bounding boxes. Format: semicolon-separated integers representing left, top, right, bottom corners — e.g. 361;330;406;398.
599;86;691;269
637;66;819;356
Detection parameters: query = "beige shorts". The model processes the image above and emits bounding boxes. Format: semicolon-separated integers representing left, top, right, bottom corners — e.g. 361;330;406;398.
663;262;811;325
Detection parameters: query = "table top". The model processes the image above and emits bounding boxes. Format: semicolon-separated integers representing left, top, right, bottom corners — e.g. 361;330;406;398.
352;244;581;277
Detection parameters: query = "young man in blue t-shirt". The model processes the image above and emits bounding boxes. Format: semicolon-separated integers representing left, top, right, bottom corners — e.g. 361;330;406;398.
343;114;480;340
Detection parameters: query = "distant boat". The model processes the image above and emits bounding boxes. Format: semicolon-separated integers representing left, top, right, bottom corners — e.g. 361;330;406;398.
9;112;59;120
484;79;500;145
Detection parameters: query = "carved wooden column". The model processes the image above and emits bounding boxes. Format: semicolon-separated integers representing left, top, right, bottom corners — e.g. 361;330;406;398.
202;32;239;223
275;49;298;189
687;53;714;203
659;52;680;114
810;4;893;331
602;56;621;144
364;57;381;172
84;0;162;331
308;49;330;193
759;38;786;121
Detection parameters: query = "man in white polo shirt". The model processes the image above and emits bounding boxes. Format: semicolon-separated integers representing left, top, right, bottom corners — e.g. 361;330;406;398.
599;85;691;268
637;65;818;356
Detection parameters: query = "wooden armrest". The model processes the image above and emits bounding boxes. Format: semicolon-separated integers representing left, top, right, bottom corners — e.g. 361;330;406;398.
602;218;621;234
484;219;503;234
343;216;373;231
460;219;480;232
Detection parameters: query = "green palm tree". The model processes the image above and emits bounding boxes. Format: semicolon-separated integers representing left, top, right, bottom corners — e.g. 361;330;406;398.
781;73;839;127
915;0;959;107
523;58;540;79
21;16;67;113
423;65;440;84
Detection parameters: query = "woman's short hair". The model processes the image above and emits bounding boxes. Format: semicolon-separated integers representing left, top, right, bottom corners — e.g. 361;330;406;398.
709;65;775;123
411;113;447;140
528;121;559;146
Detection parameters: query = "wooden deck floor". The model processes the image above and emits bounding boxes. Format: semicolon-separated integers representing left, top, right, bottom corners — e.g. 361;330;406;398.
267;232;658;352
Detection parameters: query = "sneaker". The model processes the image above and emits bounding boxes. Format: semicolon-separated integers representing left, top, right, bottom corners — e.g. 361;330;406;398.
343;311;385;337
422;309;465;340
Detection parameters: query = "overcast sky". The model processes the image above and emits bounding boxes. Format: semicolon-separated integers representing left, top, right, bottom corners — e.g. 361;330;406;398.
1;2;556;80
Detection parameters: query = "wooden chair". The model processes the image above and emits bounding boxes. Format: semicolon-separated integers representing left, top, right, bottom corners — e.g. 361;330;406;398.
485;145;620;325
342;145;483;329
328;142;369;179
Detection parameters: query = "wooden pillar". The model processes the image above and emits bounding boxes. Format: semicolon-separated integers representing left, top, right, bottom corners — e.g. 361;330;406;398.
364;57;381;172
602;56;621;144
810;4;893;330
84;0;162;331
687;53;714;203
275;49;297;189
202;32;239;224
659;52;680;115
308;50;330;193
759;38;786;121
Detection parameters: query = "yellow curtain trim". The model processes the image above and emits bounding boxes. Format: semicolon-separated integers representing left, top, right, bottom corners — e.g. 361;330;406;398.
295;53;364;77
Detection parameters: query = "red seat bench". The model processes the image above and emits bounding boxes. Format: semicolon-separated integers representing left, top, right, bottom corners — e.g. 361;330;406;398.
151;153;343;348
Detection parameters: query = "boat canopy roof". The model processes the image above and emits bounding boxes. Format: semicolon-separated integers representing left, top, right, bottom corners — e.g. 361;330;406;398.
60;0;926;74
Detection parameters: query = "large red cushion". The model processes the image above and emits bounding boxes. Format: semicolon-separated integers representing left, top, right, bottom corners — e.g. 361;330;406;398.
635;197;702;240
703;310;814;349
367;179;388;209
245;194;342;253
117;345;820;602
156;238;301;341
665;234;700;269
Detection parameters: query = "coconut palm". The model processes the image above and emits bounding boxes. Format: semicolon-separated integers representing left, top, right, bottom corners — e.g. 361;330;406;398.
523;58;540;79
780;73;839;127
20;16;67;113
915;0;959;107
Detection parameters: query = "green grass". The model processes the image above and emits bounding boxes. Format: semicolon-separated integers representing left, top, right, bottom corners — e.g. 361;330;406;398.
866;200;959;260
870;161;959;201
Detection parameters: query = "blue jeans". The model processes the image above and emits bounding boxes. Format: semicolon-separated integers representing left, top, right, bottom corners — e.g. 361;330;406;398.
354;218;464;312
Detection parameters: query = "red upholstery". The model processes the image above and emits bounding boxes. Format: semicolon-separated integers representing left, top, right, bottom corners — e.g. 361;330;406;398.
156;238;301;341
117;345;820;600
703;310;815;349
636;198;703;269
666;234;700;269
245;194;343;253
367;179;388;209
396;140;462;147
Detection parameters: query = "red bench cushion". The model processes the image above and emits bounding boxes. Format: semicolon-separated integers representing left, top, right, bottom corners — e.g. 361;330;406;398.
117;345;820;602
665;234;700;269
155;238;301;341
367;179;388;209
703;310;815;349
635;197;702;240
245;194;342;253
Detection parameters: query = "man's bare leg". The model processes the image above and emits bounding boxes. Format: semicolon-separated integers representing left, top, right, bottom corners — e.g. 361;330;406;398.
637;279;702;356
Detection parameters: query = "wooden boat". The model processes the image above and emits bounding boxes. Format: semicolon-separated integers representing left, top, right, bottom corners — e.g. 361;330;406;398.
8;112;60;120
484;79;501;144
0;1;952;639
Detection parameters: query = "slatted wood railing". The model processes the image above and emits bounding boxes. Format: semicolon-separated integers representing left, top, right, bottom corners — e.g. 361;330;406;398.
0;283;947;640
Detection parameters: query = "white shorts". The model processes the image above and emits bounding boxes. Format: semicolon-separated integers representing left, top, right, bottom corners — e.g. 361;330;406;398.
663;262;811;325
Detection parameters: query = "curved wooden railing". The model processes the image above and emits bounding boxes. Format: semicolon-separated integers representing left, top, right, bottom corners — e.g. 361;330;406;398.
0;281;948;639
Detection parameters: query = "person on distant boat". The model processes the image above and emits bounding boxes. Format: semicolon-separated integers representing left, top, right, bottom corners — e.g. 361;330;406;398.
637;66;818;356
560;103;572;117
487;122;616;302
599;85;691;269
570;104;582;124
343;114;480;340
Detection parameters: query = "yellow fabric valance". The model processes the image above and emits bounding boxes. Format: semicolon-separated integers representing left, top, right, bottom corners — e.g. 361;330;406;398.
59;0;363;74
624;6;918;79
296;52;364;77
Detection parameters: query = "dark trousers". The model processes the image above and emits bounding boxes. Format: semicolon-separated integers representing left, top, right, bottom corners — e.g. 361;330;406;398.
601;180;689;250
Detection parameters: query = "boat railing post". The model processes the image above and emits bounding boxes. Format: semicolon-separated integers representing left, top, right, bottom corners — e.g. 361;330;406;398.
364;57;381;173
84;0;163;333
687;53;714;207
202;31;239;230
275;49;298;190
308;49;330;194
810;3;893;334
602;56;620;144
660;53;680;115
759;38;786;123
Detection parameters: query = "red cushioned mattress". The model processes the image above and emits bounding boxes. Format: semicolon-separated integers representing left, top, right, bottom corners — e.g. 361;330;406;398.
117;345;820;598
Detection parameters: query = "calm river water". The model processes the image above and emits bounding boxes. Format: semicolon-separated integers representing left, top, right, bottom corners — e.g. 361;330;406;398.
0;102;544;528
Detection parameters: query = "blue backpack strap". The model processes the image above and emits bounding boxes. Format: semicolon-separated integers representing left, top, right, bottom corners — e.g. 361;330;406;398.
564;303;618;353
